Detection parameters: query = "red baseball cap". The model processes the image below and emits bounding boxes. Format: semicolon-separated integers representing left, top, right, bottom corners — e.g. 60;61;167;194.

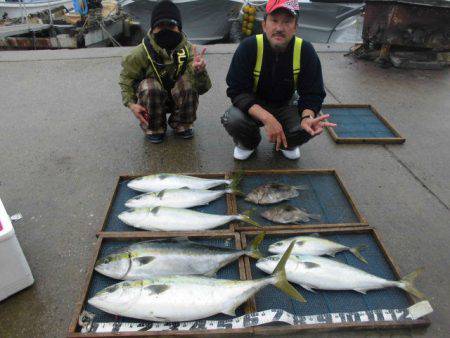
266;0;300;16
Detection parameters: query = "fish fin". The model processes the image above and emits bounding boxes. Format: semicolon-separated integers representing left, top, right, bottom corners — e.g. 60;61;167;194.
158;174;169;180
293;185;308;190
354;289;367;294
399;268;425;299
301;285;316;293
150;206;160;214
327;252;336;257
222;306;237;317
295;241;305;247
227;188;245;196
245;232;265;259
239;213;261;228
309;232;320;237
144;284;169;294
307;214;322;221
273;241;306;303
204;270;217;278
282;204;297;212
303;262;320;269
179;186;190;190
230;170;244;191
350;245;368;264
133;256;155;265
157;190;166;199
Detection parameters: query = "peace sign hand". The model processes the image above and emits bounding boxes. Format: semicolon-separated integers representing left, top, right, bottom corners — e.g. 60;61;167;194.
193;45;207;73
301;114;337;136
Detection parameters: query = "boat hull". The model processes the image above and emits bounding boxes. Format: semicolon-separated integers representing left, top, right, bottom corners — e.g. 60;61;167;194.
0;0;73;19
120;0;242;44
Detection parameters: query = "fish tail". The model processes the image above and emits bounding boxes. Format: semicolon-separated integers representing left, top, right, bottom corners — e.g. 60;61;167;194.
399;268;425;299
294;184;308;190
239;211;261;228
226;188;245;196
245;232;265;259
350;245;368;264
272;241;306;303
230;170;244;191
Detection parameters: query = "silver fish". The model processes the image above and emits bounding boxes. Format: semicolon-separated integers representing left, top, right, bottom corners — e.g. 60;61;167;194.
118;206;259;231
88;241;305;322
125;188;234;209
256;254;424;298
128;173;233;193
269;235;367;263
245;183;308;205
261;205;321;224
95;234;265;280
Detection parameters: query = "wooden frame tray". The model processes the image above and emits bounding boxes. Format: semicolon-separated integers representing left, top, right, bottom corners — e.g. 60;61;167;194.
321;104;406;144
229;169;367;231
240;227;430;334
67;231;253;337
96;172;237;236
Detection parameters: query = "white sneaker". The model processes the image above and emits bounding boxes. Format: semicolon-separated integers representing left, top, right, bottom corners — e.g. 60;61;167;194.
281;147;301;160
233;146;254;160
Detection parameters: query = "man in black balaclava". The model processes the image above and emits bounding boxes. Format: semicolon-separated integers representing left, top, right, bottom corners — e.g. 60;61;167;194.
119;0;212;143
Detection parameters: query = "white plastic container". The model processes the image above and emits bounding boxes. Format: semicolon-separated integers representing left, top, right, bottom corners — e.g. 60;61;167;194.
0;198;34;301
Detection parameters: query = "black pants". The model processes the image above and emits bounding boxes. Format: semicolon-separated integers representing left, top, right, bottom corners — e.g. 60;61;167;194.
221;104;313;150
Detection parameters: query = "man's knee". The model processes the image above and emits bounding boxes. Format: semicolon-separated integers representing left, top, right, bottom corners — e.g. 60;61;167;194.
221;106;249;130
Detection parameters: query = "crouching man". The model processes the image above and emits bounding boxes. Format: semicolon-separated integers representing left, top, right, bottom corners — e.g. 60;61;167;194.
222;0;335;160
119;0;211;143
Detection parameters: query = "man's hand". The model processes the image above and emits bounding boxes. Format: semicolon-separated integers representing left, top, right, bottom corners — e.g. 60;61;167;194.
248;104;288;151
264;115;288;151
193;46;206;73
301;114;337;136
129;103;148;126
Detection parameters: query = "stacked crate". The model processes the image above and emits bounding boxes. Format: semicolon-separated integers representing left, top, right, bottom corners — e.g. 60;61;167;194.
68;169;429;337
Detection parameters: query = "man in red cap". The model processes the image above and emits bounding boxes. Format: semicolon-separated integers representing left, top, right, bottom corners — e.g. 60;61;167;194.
222;0;336;160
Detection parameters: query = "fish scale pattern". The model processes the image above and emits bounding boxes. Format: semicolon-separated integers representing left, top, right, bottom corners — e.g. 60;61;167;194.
103;178;229;232
237;173;360;226
86;237;244;323
249;233;411;315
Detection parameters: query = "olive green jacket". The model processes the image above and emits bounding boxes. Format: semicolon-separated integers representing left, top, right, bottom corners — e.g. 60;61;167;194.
119;32;212;107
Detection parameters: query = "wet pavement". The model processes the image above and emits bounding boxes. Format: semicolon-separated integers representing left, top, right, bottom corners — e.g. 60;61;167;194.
0;44;448;337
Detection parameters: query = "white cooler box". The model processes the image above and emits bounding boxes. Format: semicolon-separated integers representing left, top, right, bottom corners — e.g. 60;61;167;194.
0;198;34;301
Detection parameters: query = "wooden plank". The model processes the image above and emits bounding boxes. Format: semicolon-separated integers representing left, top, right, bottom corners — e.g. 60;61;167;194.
67;232;254;337
68;238;104;334
230;169;367;231
68;329;253;337
95;176;121;237
333;169;367;225
97;173;231;236
321;104;406;144
240;227;430;333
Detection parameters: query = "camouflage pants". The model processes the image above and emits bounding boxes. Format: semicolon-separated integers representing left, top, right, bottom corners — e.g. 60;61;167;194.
137;74;199;135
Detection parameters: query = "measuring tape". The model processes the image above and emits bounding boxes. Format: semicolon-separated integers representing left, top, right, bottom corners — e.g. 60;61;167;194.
80;301;432;333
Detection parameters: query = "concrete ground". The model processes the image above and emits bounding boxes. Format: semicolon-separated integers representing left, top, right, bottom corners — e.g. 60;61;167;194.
0;44;448;338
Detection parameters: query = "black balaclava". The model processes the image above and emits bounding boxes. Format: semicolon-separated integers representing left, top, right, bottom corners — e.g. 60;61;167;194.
151;0;183;51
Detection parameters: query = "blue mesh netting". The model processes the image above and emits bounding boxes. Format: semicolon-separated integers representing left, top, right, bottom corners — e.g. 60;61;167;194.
248;232;412;316
80;237;244;330
101;177;229;232
322;107;395;139
237;173;361;227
